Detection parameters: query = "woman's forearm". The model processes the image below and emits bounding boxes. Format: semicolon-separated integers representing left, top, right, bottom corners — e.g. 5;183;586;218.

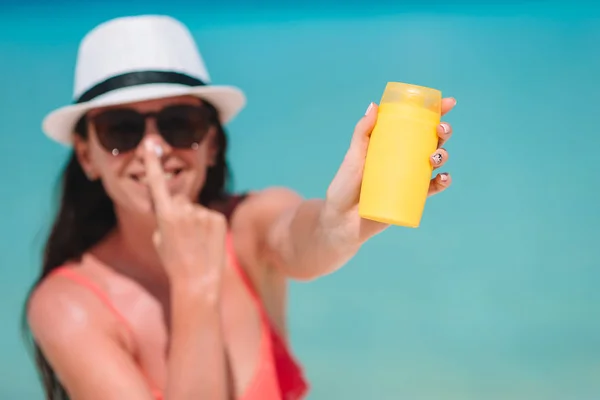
164;282;229;400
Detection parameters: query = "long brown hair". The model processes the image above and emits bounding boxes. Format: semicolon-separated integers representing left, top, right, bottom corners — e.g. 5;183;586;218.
22;101;232;399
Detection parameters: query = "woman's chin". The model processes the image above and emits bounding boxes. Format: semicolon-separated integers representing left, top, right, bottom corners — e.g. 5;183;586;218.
112;193;155;218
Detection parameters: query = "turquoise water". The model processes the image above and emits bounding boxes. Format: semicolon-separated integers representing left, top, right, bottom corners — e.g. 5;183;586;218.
1;2;600;399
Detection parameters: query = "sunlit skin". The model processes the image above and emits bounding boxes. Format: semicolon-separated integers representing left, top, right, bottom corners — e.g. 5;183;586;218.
80;96;216;216
27;94;456;399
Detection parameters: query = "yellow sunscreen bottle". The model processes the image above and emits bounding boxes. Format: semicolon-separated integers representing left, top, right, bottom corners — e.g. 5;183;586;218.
358;82;442;228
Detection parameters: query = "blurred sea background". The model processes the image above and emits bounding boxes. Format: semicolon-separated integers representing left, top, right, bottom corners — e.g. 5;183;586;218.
1;1;599;399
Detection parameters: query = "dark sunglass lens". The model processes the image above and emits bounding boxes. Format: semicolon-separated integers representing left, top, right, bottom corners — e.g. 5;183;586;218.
157;105;210;148
93;109;146;153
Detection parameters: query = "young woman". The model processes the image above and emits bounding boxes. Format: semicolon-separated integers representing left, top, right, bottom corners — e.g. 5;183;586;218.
23;15;456;400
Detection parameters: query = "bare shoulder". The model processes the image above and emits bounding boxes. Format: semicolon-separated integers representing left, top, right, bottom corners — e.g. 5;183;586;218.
249;186;303;205
229;187;302;257
225;187;300;273
234;186;303;228
26;267;157;399
27;267;123;349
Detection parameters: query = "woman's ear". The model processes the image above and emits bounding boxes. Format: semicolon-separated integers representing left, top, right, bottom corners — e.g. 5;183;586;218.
73;131;98;180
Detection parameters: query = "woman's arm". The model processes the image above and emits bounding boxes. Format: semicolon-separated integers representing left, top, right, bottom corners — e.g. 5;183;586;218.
254;99;456;280
247;189;360;281
27;277;229;400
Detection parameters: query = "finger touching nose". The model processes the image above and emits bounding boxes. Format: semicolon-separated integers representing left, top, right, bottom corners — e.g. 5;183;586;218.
136;128;170;159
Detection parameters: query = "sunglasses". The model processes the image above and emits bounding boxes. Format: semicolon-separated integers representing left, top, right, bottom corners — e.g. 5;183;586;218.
89;104;212;156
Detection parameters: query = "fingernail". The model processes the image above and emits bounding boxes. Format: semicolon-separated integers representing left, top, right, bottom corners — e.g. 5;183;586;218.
431;152;443;165
365;102;374;116
440;173;449;181
440;123;449;134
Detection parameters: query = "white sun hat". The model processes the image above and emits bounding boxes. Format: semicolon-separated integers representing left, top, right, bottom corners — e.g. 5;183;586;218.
42;14;247;145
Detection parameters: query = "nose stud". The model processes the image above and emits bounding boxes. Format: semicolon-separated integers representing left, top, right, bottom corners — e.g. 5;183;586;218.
111;148;119;156
191;142;199;150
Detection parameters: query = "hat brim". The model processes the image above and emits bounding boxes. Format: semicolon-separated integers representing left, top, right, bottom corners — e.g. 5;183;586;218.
42;83;246;146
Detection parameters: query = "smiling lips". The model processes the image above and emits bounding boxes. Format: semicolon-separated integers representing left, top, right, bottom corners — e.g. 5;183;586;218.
129;168;184;184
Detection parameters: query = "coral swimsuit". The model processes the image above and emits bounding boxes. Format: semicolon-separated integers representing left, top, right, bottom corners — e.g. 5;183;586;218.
50;197;309;400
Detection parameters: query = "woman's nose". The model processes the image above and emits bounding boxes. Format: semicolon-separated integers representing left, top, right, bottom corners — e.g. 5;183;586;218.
135;120;172;159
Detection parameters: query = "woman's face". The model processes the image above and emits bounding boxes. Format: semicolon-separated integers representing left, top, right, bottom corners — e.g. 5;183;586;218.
74;95;217;215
